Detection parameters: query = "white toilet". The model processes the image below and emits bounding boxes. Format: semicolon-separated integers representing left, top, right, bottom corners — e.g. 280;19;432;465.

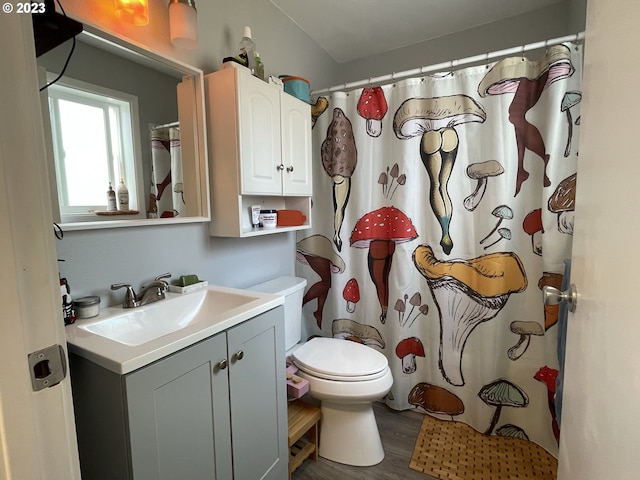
250;276;393;467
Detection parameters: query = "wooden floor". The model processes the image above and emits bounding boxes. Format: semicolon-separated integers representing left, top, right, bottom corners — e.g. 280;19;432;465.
292;402;438;480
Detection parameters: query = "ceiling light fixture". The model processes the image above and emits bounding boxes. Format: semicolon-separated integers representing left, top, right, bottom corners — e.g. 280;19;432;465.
114;0;149;26
169;0;198;50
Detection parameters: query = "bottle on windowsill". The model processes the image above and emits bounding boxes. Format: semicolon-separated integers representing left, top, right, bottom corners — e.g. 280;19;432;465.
106;182;117;211
117;178;129;211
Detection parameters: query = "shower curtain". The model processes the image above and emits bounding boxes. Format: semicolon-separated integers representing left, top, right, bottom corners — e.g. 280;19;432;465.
296;42;582;456
150;123;185;218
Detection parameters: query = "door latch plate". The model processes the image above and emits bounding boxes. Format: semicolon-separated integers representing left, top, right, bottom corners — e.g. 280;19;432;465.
28;344;67;391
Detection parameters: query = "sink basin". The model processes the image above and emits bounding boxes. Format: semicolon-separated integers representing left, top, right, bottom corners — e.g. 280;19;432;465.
78;288;258;346
66;285;284;374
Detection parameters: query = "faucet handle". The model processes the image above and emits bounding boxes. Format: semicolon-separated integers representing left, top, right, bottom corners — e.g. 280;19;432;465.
154;273;171;290
110;283;139;308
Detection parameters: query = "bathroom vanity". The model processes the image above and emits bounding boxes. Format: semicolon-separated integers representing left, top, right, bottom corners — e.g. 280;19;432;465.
66;286;287;480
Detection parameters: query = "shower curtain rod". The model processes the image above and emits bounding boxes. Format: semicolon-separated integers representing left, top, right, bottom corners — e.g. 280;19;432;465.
151;121;179;130
311;31;585;96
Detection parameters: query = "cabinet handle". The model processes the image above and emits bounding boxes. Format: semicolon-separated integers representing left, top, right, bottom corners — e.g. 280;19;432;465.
286;166;294;172
277;164;285;171
235;350;244;361
217;359;228;370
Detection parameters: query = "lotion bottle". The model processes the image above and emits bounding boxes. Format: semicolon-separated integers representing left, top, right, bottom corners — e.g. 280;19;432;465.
117;178;129;211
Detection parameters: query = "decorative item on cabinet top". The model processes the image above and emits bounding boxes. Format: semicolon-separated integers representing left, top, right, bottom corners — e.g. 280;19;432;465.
205;66;313;237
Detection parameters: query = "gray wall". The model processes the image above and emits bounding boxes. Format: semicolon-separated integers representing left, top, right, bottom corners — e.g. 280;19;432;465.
55;225;294;307
326;1;587;88
53;0;587;308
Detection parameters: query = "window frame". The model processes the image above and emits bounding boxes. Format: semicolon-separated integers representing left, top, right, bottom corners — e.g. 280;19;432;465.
46;74;145;223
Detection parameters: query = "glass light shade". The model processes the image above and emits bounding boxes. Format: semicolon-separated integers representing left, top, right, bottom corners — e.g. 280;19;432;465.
114;0;149;26
169;0;198;50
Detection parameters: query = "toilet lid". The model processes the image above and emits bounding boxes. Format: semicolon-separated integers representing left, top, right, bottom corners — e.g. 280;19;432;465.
292;337;388;380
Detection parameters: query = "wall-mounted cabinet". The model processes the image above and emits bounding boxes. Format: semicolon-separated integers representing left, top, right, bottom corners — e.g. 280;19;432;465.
205;66;312;237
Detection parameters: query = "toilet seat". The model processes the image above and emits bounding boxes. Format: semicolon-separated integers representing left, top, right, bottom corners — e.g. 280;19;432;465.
292;337;388;382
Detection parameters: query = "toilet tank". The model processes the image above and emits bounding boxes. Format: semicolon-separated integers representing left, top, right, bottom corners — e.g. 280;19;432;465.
249;276;307;351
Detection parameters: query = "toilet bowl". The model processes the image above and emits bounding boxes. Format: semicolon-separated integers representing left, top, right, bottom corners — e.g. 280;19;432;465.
249;277;393;467
291;337;393;466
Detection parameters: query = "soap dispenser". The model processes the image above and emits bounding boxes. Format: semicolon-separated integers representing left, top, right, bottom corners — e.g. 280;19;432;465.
106;182;117;211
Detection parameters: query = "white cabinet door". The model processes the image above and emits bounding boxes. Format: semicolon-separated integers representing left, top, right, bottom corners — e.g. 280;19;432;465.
238;72;282;195
281;92;313;196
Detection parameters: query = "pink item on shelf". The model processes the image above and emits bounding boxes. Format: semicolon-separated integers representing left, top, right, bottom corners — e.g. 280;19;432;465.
286;363;309;398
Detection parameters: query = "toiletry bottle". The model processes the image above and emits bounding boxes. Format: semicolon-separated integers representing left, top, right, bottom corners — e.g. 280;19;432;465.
238;26;257;75
255;52;265;81
117;178;129;211
107;182;117;211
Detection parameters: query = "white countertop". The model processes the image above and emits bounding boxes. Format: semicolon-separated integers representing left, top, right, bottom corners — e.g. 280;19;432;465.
65;284;284;375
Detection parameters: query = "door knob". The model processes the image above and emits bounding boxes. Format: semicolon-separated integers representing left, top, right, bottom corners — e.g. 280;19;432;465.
542;284;578;312
235;350;244;361
286;166;294;172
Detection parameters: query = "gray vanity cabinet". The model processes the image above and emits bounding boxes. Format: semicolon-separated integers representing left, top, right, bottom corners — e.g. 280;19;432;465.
69;306;287;480
125;332;232;479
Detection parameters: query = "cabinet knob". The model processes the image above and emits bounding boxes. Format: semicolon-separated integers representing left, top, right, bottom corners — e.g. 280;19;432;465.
216;359;228;370
286;166;294;172
277;164;285;171
235;350;244;361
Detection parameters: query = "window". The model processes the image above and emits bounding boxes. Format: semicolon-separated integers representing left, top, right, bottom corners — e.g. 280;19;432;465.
47;76;142;222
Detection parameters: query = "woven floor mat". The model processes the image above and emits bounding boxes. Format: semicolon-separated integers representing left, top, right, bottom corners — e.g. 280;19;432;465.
409;415;557;480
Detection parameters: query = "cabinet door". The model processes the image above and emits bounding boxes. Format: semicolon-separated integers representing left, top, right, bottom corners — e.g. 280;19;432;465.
125;333;233;480
281;92;313;195
227;307;287;480
238;73;282;195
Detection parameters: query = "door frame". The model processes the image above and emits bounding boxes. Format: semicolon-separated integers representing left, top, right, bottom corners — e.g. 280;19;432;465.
0;14;80;479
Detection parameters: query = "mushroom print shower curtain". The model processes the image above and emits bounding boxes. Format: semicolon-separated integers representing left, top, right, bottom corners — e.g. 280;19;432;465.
149;124;185;218
296;43;582;457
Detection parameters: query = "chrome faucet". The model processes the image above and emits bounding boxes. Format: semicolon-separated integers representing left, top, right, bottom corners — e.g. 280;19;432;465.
111;273;171;308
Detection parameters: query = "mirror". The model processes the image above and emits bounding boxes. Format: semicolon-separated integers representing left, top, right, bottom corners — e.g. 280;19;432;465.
37;25;209;230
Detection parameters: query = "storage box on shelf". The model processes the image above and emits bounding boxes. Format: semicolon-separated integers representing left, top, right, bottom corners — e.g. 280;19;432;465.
205;65;313;237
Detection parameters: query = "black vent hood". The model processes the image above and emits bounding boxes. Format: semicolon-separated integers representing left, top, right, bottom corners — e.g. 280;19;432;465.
32;0;83;57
